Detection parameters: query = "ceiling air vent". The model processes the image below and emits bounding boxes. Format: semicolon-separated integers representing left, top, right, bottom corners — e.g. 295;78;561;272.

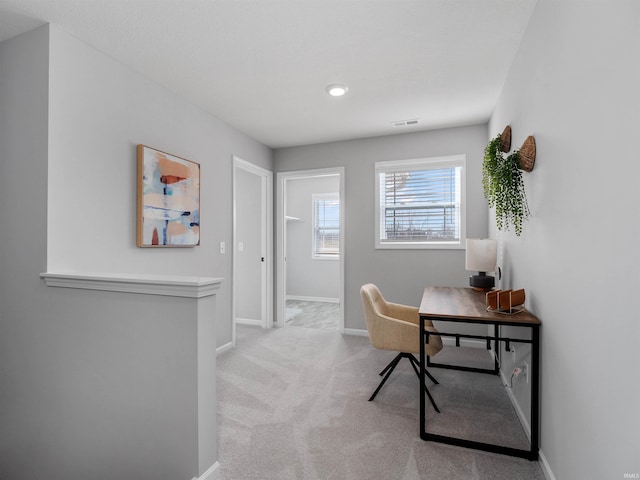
392;119;419;127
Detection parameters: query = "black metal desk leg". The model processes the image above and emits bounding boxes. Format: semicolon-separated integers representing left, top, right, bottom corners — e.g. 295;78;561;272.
494;324;500;374
419;316;426;438
530;324;540;460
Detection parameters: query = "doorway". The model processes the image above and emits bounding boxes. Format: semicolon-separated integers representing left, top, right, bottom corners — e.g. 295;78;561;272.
276;168;345;332
232;156;273;346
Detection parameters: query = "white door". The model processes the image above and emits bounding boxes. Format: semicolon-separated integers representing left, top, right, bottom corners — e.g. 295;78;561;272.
232;157;273;346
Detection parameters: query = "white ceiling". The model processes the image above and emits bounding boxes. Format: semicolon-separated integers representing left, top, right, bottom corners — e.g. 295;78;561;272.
0;0;537;149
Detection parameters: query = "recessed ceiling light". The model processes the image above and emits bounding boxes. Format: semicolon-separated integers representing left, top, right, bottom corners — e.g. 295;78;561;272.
326;84;349;97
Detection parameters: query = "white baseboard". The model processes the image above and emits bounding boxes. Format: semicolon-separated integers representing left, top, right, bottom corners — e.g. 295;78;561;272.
286;295;339;304
496;352;555;480
343;328;369;337
500;369;532;441
235;317;261;326
216;342;233;355
539;450;557;480
191;461;220;480
488;351;555;480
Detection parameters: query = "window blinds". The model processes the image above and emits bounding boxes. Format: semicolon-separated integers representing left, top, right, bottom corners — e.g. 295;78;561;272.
314;198;340;255
381;167;460;242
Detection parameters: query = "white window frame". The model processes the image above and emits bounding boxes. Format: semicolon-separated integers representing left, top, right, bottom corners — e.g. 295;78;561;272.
375;155;466;250
312;193;340;260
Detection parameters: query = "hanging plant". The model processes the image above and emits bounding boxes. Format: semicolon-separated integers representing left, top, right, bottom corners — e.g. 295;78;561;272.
482;134;530;236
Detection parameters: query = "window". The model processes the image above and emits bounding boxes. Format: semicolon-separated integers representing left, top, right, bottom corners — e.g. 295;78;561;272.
312;193;340;258
375;155;465;249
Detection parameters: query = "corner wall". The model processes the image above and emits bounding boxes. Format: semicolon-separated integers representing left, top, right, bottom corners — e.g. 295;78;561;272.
490;2;640;478
0;23;51;480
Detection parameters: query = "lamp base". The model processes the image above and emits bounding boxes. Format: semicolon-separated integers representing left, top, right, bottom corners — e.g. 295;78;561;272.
469;273;495;291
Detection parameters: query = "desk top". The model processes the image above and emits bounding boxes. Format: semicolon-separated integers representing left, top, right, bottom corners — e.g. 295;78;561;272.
419;287;541;325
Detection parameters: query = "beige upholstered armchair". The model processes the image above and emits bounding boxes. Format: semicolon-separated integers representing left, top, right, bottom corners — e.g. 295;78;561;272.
360;283;443;412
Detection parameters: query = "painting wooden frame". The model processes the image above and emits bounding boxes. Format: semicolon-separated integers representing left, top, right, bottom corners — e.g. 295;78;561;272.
137;145;200;247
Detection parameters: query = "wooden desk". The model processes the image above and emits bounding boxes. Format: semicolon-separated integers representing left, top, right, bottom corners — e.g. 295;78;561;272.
418;287;541;460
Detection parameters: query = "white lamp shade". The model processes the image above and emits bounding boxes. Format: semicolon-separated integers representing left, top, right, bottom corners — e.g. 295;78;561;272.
465;238;497;272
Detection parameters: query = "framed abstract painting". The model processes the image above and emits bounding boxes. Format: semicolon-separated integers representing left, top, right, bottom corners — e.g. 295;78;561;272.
137;145;200;247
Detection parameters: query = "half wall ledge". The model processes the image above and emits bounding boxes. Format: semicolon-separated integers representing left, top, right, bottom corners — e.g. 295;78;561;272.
40;272;223;298
39;270;224;479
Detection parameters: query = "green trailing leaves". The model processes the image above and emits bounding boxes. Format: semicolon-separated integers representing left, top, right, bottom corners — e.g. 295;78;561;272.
482;134;530;236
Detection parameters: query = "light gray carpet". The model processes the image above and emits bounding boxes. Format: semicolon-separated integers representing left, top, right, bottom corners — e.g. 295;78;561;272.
285;300;339;330
217;325;546;480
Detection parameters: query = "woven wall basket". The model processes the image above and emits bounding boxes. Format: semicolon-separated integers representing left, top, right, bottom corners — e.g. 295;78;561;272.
518;135;536;172
500;125;512;153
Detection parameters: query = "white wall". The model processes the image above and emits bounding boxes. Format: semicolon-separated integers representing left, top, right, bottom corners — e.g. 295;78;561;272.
0;24;272;479
275;125;489;332
45;25;272;348
286;175;340;300
0;23;52;480
490;1;640;478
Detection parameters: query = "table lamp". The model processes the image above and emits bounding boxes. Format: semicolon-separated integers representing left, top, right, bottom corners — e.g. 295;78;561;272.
465;238;497;291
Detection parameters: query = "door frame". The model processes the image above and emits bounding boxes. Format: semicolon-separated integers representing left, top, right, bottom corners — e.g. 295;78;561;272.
232;156;273;346
276;167;345;332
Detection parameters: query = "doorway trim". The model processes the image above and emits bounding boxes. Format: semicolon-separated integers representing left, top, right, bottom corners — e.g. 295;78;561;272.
232;156;273;347
276;167;345;332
